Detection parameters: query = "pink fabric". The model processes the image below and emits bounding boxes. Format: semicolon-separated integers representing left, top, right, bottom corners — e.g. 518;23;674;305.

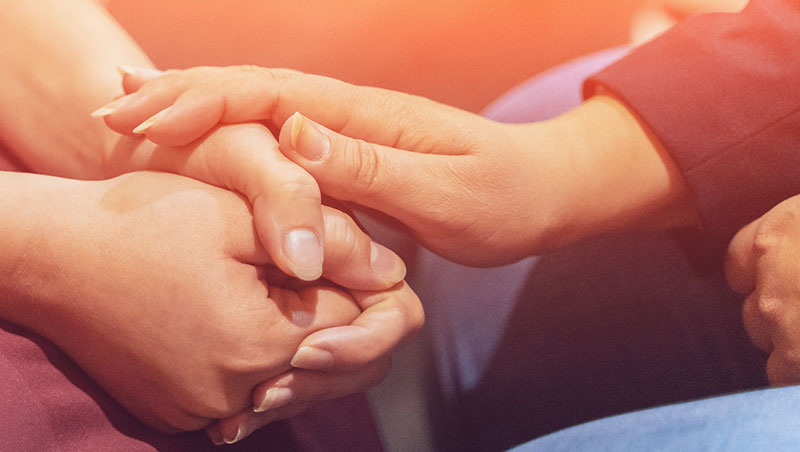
0;320;382;451
0;144;22;172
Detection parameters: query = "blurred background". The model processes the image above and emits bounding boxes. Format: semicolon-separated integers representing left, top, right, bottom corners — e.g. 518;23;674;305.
106;0;642;112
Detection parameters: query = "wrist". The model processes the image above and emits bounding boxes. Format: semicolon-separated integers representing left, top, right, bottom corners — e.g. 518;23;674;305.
0;172;92;334
534;94;699;247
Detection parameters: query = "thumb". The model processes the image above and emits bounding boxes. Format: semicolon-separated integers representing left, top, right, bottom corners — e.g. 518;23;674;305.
279;112;448;226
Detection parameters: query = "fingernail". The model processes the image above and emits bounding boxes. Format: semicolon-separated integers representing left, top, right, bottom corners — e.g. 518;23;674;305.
254;387;295;413
370;242;407;283
90;96;129;118
288;113;330;162
117;65;165;79
132;107;171;134
223;425;247;445
291;346;334;370
90;106;115;118
284;229;323;281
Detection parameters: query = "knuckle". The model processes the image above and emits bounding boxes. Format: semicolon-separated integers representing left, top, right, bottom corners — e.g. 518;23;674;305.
754;295;784;322
325;213;361;262
342;138;381;194
274;169;321;202
753;205;798;253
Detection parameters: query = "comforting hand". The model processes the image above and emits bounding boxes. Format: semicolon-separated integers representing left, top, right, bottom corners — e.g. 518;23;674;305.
726;195;800;386
97;66;554;266
96;65;695;266
92;68;567;264
0;171;420;435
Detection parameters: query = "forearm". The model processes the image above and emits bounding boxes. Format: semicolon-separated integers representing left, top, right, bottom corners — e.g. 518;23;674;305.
0;0;153;178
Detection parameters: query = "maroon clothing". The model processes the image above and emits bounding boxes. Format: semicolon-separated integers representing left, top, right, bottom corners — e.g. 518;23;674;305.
586;0;800;255
0;144;382;451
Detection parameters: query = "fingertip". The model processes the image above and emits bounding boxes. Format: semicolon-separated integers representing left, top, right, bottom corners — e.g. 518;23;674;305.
280;113;332;163
204;423;225;446
253;387;295;413
370;242;407;284
132;107;171;134
291;345;335;370
283;228;324;282
118;64;165;85
136;89;226;147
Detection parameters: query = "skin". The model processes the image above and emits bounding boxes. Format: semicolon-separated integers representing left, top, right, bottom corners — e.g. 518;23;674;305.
96;57;800;435
726;195;800;386
631;0;749;44
1;0;423;443
101;66;699;265
0;170;420;435
96;64;701;441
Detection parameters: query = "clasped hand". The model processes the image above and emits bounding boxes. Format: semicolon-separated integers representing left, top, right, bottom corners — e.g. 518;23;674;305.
81;105;423;441
727;195;800;385
6;170;421;444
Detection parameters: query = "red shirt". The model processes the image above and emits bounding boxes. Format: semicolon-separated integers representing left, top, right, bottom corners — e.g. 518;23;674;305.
587;0;800;255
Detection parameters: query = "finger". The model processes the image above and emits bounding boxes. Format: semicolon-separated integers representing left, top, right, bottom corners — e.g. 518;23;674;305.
96;66;275;141
132;87;226;147
230;205;406;291
102;66;486;152
212;125;326;281
725;215;764;294
206;401;311;446
766;350;800;386
212;359;391;445
741;292;774;353
93;70;190;134
135;124;325;281
117;65;167;94
290;282;424;371
253;359;390;413
279;112;453;229
319;206;406;290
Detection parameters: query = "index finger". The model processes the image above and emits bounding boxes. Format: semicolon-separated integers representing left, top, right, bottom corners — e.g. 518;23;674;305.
96;66;492;153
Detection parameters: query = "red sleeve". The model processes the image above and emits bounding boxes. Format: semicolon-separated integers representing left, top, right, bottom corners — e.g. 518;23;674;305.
584;0;800;253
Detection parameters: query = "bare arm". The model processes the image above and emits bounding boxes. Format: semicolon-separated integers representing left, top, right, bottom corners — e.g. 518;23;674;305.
0;0;153;177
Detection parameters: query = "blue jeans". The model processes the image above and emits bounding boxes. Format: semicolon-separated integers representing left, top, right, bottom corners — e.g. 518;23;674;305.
512;387;800;452
417;47;774;451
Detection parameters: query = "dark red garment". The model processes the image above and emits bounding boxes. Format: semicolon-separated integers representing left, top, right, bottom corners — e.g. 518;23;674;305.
0;144;383;452
586;0;800;255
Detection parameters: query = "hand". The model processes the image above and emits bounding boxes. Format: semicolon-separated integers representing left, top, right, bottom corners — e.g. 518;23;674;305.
1;171;419;433
98;66;544;266
726;195;800;385
206;282;417;445
96;66;695;266
103;122;332;282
